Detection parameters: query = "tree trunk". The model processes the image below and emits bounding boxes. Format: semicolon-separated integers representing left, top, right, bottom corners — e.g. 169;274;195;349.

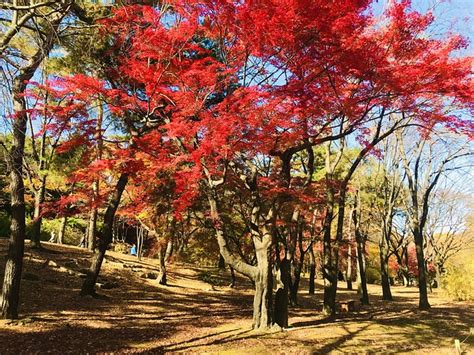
57;216;67;245
0;114;26;317
30;176;46;249
252;237;273;329
0;4;67;320
308;243;316;295
136;225;144;260
289;221;304;306
218;254;226;269
322;167;338;316
289;262;302;306
287;209;300;306
413;230;430;309
355;237;369;305
157;245;167;285
434;263;441;289
1;75;36;319
229;266;236;288
323;204;337;316
206;187;284;328
323;268;338;316
274;258;289;328
81;173;128;296
86;207;97;251
379;239;393;301
353;192;369;305
158;237;173;285
86;100;103;252
346;242;353;290
403;247;410;286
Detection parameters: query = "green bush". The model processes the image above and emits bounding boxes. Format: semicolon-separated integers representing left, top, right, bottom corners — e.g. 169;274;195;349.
366;266;381;284
25;219;50;242
24;217;86;245
441;261;474;301
198;271;229;286
112;242;130;254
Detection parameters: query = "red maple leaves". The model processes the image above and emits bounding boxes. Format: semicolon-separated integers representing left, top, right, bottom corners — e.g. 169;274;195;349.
30;0;472;220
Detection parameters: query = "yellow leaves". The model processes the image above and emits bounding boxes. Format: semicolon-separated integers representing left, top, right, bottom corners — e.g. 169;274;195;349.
9;34;38;57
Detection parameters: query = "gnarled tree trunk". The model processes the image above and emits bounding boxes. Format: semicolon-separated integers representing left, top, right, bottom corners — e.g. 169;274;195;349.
252;235;273;329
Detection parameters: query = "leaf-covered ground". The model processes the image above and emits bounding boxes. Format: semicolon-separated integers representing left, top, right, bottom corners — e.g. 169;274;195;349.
0;240;472;354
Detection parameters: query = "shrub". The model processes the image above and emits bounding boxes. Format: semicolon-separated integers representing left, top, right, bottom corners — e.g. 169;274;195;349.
366;266;381;284
112;242;130;254
198;271;229;286
441;261;474;301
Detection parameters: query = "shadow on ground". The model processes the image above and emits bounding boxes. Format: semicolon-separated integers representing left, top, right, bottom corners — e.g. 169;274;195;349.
0;240;472;354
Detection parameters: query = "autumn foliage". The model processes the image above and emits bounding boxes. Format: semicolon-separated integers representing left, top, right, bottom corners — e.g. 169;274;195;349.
29;1;470;219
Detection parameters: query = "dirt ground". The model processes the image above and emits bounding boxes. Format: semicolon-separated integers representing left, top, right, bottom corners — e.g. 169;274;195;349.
0;240;472;354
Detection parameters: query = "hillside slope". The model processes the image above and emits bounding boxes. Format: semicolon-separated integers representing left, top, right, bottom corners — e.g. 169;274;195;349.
0;240;472;354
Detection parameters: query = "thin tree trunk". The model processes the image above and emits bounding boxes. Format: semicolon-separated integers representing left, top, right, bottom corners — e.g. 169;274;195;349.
157;237;173;285
229;266;236;288
86;102;103;252
136;225;144;260
396;249;410;287
308;243;316;295
288;209;299;306
86;207;97;251
434;263;441;289
81;173;128;296
289;218;304;306
57;216;67;245
379;240;393;301
323;192;337;316
414;229;430;309
403;247;410;287
30;175;46;249
346;207;354;290
346;242;353;290
356;237;369;305
157;245;167;285
353;201;369;305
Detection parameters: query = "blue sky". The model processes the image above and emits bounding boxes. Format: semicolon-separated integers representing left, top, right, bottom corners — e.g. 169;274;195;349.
375;0;474;52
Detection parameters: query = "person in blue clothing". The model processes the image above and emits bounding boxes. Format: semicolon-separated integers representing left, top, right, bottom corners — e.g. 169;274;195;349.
130;244;137;256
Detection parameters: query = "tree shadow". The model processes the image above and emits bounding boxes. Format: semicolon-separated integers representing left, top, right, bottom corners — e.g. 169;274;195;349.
1;240;472;353
312;324;371;354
